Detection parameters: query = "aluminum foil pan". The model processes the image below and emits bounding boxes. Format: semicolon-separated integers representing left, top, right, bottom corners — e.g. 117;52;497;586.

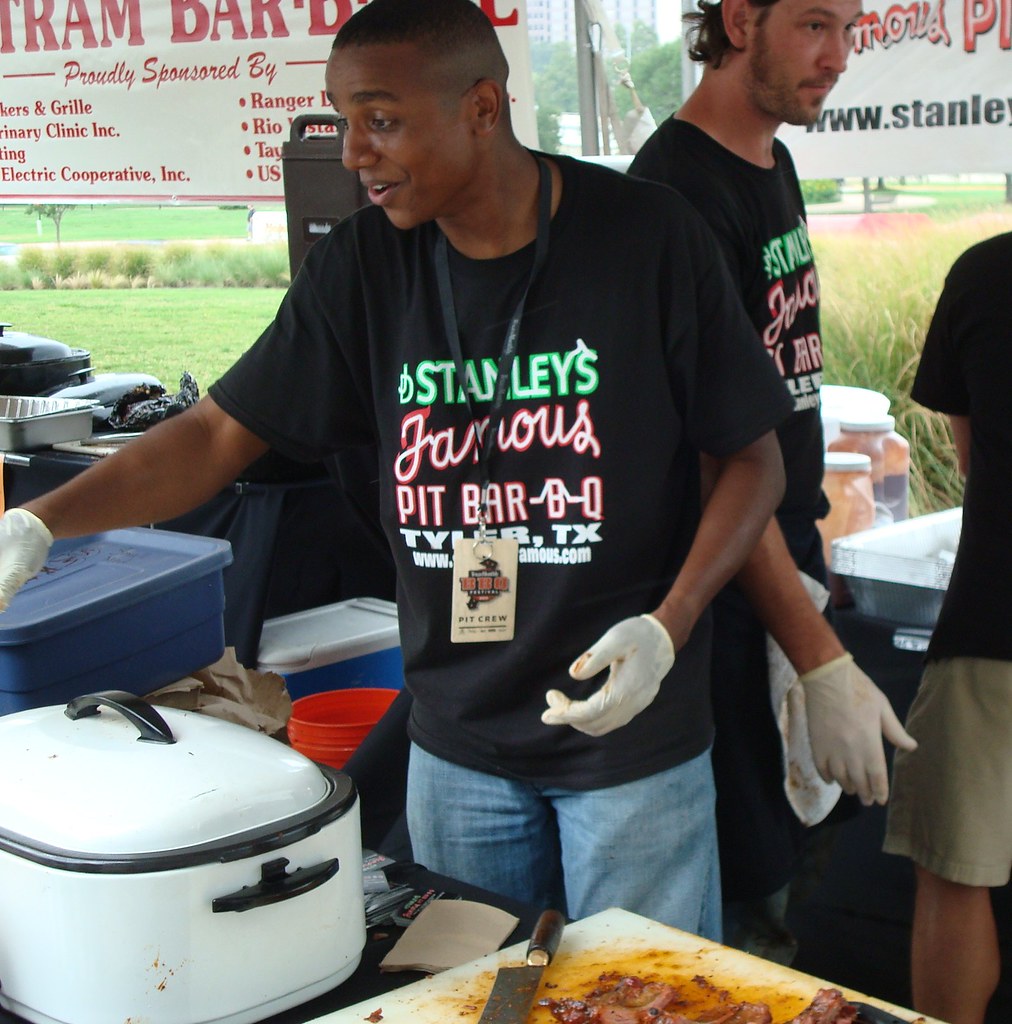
0;395;98;451
831;507;962;625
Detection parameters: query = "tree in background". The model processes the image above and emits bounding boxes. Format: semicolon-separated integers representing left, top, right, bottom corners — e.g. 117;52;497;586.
25;205;72;246
608;25;682;123
536;106;562;154
531;27;682;154
530;40;581;110
530;40;580;152
624;40;682;124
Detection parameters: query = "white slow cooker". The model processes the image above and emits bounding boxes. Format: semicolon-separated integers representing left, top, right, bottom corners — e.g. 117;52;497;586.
0;691;366;1024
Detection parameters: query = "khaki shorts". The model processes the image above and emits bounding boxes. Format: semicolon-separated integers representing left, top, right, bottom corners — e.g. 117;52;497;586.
883;657;1012;887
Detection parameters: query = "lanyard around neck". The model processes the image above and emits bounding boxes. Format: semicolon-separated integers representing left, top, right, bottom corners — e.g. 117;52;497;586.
434;157;552;534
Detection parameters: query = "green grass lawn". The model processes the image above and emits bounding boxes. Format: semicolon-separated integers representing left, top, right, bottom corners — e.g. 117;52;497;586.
815;176;1011;217
1;289;283;389
0;203;284;246
890;183;1007;201
878;182;1009;216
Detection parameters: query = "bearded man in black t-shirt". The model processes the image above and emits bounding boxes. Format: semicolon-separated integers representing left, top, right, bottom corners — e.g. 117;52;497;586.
630;0;916;960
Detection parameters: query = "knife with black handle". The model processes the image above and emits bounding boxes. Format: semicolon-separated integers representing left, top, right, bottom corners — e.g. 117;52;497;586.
477;909;566;1024
852;1000;915;1024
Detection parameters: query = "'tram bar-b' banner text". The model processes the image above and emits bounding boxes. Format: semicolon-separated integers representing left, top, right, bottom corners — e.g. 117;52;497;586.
780;0;1011;178
0;0;536;203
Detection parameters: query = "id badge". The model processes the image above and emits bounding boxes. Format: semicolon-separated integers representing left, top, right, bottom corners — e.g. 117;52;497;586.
450;535;519;643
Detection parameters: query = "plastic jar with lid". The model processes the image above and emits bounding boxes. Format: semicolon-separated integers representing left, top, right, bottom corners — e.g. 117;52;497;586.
828;413;910;522
819;451;876;606
882;420;911;521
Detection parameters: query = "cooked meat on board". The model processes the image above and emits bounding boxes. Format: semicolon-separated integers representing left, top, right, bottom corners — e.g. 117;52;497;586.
538;974;858;1024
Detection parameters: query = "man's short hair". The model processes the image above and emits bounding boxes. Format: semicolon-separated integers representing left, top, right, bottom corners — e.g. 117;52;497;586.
685;0;781;67
333;0;509;91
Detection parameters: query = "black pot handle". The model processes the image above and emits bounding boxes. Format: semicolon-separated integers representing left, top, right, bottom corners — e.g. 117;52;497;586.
64;690;176;745
211;857;341;913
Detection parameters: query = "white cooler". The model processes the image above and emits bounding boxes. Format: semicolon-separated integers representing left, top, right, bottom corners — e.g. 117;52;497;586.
257;597;404;700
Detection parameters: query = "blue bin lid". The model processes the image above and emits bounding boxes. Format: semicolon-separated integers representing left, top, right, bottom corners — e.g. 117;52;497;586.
0;528;233;644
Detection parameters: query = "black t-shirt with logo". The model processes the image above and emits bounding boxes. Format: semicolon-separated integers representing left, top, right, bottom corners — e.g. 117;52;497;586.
211;153;792;790
631;120;828;544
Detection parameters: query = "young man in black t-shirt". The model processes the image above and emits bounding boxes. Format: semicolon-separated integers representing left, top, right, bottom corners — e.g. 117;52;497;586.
0;0;792;937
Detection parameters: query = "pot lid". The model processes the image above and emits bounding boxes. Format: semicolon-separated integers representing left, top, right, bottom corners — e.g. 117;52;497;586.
0;692;337;857
0;323;75;364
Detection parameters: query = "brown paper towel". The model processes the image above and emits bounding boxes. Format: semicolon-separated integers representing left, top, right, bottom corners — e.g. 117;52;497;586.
380;899;520;974
145;647;292;738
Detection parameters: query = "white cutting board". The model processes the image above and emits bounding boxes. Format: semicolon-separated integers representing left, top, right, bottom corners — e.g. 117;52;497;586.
310;908;937;1024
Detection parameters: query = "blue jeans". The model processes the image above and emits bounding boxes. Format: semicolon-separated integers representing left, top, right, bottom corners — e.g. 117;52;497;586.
406;743;722;940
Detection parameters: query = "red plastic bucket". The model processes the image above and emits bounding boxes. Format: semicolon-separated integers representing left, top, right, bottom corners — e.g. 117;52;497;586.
287;687;398;768
286;739;360;771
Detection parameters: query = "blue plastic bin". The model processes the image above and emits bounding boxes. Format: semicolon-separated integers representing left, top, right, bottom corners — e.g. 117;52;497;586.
0;528;233;715
256;597;403;701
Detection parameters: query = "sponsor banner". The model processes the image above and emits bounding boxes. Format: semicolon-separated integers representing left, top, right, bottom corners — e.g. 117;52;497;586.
779;0;1011;178
0;0;536;203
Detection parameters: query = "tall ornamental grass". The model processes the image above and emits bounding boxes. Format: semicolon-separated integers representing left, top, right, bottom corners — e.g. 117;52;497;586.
0;243;289;290
813;211;1012;515
4;209;1012;516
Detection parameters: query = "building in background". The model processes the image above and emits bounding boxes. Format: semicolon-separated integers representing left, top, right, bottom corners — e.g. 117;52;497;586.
526;0;574;43
526;0;661;46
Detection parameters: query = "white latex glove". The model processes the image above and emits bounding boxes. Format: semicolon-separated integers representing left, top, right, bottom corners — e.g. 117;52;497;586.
541;614;675;737
0;508;53;612
799;652;917;806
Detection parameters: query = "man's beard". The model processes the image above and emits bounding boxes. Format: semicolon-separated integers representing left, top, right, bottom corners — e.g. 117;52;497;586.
746;22;836;127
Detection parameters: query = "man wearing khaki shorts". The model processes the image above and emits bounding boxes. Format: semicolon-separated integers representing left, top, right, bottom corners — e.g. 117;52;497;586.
884;230;1012;1024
